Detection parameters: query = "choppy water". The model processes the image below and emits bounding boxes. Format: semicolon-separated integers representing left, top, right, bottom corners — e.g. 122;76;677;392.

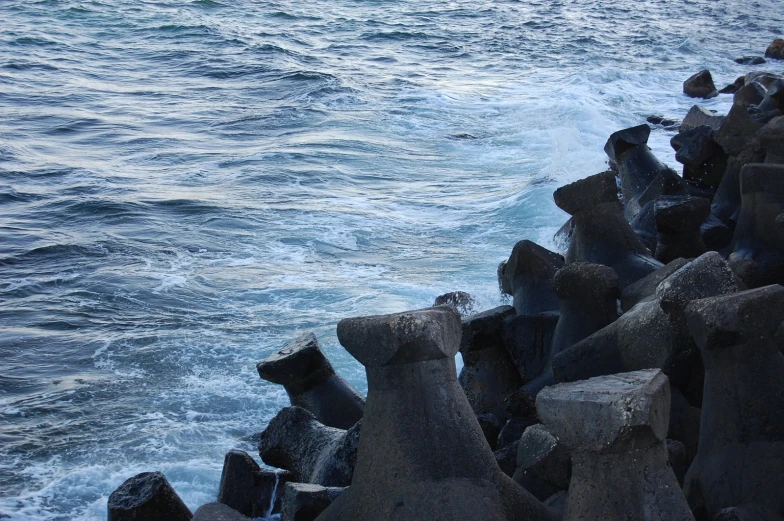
1;0;783;518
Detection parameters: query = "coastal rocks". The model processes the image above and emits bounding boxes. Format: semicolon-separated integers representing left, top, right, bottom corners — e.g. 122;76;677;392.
683;286;784;520
108;472;192;521
501;312;559;384
758;115;784;164
719;76;746;95
728;163;784;287
280;483;344;521
498;240;564;315
316;306;558;521
684;70;718;99
681;105;725;133
433;290;476;316
258;406;360;487
458;305;521;419
512;424;571;501
217;450;293;518
620;257;689;311
256;333;364;430
193;503;249;521
671;125;728;189
553;170;663;288
734;56;766;65
758;80;784;113
765;38;784;60
654;196;710;263
537;370;695;521
647;115;679;129
733;82;766;107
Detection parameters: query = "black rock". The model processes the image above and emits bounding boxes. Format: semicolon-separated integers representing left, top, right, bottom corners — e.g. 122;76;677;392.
477;413;504;450
108;472;192;521
513;424;571;501
734;56;766;65
647;115;679;128
654;196;710;263
495;440;520;477
497;416;539;450
620;257;689;312
192;503;249;521
502;312;560;385
758;115;784;163
498;241;564;315
680;106;725;133
765;38;784;60
667;439;689;486
433;291;476;316
733;82;766;107
217;450;293;517
719;76;746;95
257;333;364;430
671;125;728;189
684;70;718;99
757;79;784;113
280;483;345;521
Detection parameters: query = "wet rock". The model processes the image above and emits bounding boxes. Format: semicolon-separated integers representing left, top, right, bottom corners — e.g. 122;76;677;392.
217;450;293;517
280;483;344;521
554;171;663;287
728;164;784;288
734;56;766;65
512;424;571;501
537;369;694;521
433;291;476;316
719;76;747;95
684;70;718;99
701;213;736;252
757;79;784;111
765;38;784;60
671;125;728;189
257;333;364;430
758;115;784;164
458;306;521;420
667;439;689;486
477;413;504;450
654;196;710;263
498;241;564;315
683;285;784;519
620;257;689;312
317;306;558;521
108;472;192;521
647;115;680;128
745;71;784;89
553;217;574;252
631;168;692;254
681;105;725;132
502;312;559;384
733;82;766;107
192;503;248;521
258;407;360;487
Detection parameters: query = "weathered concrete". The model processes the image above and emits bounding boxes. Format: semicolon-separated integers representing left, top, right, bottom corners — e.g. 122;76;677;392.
620;257;689;312
257;332;364;429
498;240;564;315
259;407;360;488
554;171;662;288
280;483;344;521
537;370;695;521
670;125;728;189
316;306;558;521
654;196;710;263
683;285;784;520
108;472;192;521
513;424;571;501
217;450;293;518
758;115;784;164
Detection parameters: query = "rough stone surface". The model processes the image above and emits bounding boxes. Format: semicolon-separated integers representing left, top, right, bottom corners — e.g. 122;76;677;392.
280;483;344;521
758;115;784;164
680;105;725;132
257;333;364;430
259;407;359;487
683;286;784;520
433;291;477;317
684;70;718;99
502;312;559;384
537;370;694;521
728;163;784;287
512;424;571;501
654;196;710;263
108;472;193;521
317;306;558;521
758;79;784;113
498;241;564;315
217;450;293;517
765;38;784;60
193;503;249;521
620;257;689;312
671;125;728;189
458;305;521;420
744;71;783;88
719;76;746;94
733;82;766;107
554;171;663;288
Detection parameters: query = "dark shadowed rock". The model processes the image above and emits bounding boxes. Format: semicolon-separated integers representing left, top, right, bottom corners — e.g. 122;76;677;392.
280;483;344;521
620;257;689;312
513;424;571;501
217;450;293;517
684;70;718;99
537;370;694;521
745;71;784;88
502;312;559;386
259;407;359;487
193;503;249;521
477;413;504;451
554;171;662;287
681;106;725;132
654;196;710;263
757;79;784;113
733;82;766;107
108;472;192;521
647;115;679;128
671;125;728;189
765;38;784;60
719;76;746;94
257;333;364;430
631;168;692;253
433;291;477;316
316;306;558;521
497;416;539;450
498;241;564;315
683;286;784;519
495;440;520;477
734;56;766;65
667;439;689;486
728;164;784;287
669;386;701;461
758;115;784;164
458;306;521;420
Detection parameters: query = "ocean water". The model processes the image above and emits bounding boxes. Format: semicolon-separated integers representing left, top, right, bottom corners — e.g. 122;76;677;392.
1;0;783;518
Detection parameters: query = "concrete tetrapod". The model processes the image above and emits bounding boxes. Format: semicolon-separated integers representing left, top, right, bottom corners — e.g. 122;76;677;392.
554;171;663;288
683;285;784;520
537;369;695;521
498;240;564;315
654;196;710;263
315;306;558;521
257;332;364;429
217;450;293;517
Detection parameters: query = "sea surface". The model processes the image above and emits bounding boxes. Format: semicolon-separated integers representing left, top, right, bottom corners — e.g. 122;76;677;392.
1;0;783;518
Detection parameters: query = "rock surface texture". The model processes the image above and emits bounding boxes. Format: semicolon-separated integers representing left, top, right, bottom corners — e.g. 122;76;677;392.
108;472;193;521
684;70;718;99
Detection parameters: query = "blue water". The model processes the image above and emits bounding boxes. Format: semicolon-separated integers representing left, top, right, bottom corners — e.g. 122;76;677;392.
1;0;783;518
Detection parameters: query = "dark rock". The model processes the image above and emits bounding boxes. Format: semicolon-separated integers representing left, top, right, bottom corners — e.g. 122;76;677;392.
317;306;558;521
620;257;689;312
757;79;784;113
733;82;766;107
713;505;779;521
669;386;702;460
543;491;568;517
512;424;571;501
631;199;659;253
765;38;784;60
192;503;249;521
744;71;783;88
108;472;192;521
728;163;784;287
553;171;663;288
433;291;476;316
684;70;718;99
667;439;689;486
647;115;679;128
458;306;521;420
257;333;364;430
654;196;710;263
537;370;694;521
258;407;359;487
715;102;765;157
671;125;728;189
217;450;293;517
498;241;564;315
719;76;746;95
497;416;539;450
681;106;725;133
631;169;692;252
280;483;344;521
502;312;559;384
495;440;520;477
701;213;736;252
758;115;784;164
734;56;766;65
477;413;504;450
683;286;784;519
